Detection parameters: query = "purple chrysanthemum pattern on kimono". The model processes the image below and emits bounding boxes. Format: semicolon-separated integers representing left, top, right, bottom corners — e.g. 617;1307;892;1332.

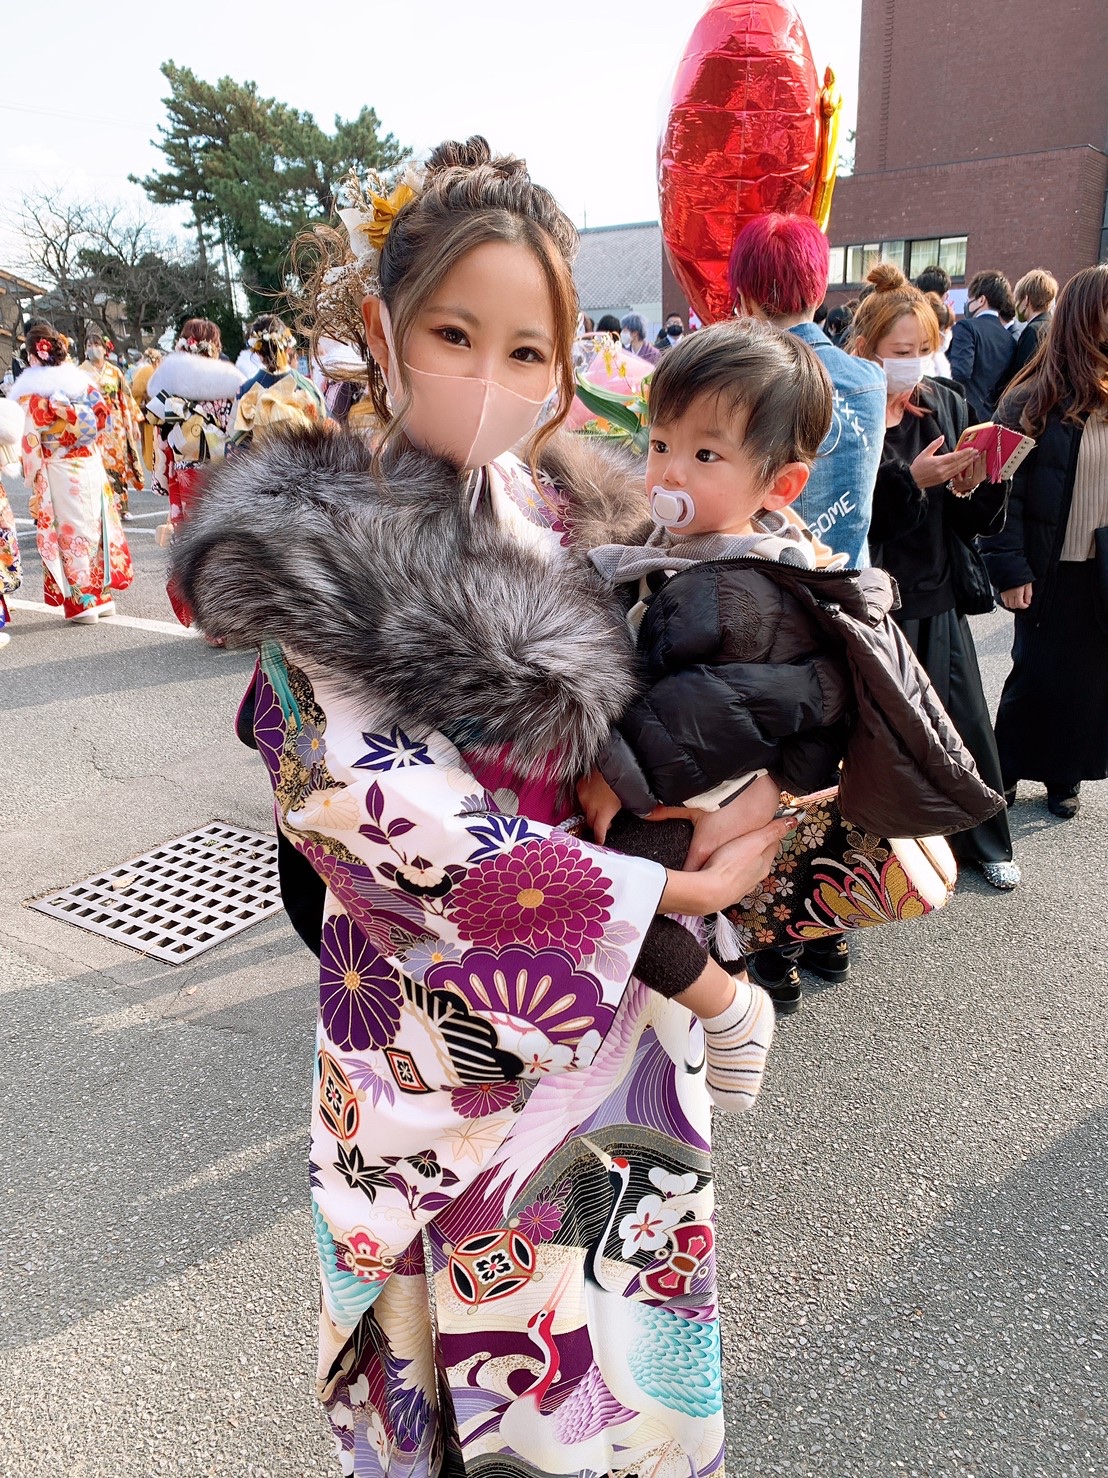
447;837;613;961
426;944;614;1047
320;914;404;1051
449;1081;521;1119
251;672;287;780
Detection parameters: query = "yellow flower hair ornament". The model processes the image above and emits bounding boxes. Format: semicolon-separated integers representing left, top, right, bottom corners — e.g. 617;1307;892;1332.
336;162;425;288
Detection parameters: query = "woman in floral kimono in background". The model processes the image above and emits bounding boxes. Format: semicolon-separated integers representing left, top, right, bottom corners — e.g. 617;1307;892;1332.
228;313;328;450
81;333;144;517
144;318;243;625
0;395;24;645
6;321;132;624
175;139;788;1478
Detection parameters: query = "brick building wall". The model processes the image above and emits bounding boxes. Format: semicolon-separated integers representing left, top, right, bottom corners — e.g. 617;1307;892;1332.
831;146;1108;294
829;0;1108;299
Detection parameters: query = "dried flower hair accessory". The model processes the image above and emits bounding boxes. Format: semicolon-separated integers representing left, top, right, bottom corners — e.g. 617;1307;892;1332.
250;324;297;353
176;335;218;358
336;161;425;289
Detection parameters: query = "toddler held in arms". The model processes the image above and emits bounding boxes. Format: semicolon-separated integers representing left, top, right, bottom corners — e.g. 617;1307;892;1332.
580;318;855;1111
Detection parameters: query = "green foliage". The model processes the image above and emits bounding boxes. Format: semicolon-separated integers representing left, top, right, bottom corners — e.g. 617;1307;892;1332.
132;61;408;312
573;373;652;456
77;244;216;342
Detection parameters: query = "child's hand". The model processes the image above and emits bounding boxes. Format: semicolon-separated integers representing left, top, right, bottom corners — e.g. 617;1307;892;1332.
684;773;782;870
577;769;623;845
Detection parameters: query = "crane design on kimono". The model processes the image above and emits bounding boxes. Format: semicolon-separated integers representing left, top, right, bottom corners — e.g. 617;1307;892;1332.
493;1140;721;1475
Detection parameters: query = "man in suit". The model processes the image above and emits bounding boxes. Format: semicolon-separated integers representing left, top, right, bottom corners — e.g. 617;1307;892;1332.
949;269;1018;419
1009;269;1058;378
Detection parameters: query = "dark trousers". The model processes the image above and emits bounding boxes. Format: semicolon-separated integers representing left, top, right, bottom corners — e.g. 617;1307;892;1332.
896;606;1013;864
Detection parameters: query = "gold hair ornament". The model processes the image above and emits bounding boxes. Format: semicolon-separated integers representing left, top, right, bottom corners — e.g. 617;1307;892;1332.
336;162;425;290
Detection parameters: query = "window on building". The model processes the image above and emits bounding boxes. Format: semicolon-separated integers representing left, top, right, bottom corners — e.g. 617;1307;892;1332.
847;242;881;283
909;239;942;278
938;236;967;279
833;235;969;286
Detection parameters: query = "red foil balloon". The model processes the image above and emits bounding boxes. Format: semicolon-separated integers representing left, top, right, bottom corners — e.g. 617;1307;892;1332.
660;0;824;324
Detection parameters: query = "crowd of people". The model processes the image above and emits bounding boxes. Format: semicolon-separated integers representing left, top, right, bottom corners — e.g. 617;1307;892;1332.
1;137;1105;1478
0;311;327;640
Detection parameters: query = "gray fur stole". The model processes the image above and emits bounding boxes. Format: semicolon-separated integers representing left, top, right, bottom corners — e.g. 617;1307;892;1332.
172;426;650;785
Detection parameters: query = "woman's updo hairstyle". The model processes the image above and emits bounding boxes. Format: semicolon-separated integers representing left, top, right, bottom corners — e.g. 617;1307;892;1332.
295;136;580;458
247;313;296;372
24;320;68;367
849;263;941;359
176;317;222;358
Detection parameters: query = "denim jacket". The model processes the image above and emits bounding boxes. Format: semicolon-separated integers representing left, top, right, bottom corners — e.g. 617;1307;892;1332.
789;321;886;567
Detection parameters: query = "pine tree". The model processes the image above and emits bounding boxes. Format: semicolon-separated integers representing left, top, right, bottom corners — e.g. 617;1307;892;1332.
132;62;407;311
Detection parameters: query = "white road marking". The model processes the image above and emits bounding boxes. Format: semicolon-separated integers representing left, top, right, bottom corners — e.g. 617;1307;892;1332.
8;598;199;637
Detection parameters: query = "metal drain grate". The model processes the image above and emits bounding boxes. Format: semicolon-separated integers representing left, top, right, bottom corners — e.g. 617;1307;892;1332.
27;822;283;964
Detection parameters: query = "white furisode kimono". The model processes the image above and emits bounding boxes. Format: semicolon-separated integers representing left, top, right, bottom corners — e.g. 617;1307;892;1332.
185;435;726;1478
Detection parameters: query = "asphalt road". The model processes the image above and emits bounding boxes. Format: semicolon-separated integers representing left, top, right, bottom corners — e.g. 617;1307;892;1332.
1;470;1104;1478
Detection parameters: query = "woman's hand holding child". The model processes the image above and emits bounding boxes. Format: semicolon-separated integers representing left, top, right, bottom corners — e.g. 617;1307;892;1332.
681;772;782;870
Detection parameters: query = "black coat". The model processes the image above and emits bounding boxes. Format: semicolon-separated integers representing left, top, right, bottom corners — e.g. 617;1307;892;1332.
949;313;1018;420
600;556;1004;837
869;377;1008;619
980;407;1085;615
599;560;853;809
1009;313;1051;379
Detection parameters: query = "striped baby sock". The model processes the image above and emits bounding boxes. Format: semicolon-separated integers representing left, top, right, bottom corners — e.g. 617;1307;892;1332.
702;976;776;1113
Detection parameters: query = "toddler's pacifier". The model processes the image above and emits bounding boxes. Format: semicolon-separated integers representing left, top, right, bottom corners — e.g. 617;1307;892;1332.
650;486;696;529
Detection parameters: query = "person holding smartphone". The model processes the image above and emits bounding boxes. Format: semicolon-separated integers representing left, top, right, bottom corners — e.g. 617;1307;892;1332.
851;265;1019;891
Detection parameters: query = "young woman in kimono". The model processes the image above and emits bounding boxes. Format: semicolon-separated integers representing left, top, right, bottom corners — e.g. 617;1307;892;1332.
130;347;164;474
228;314;328;450
173;138;790;1478
0;395;24;646
6;321;133;624
144;318;244;625
81;333;144;518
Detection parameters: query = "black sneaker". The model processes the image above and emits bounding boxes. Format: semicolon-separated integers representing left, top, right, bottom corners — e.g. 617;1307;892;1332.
747;948;803;1015
801;935;851;983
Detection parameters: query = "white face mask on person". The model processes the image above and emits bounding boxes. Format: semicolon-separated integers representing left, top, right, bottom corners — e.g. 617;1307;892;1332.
378;303;552;470
620;330;633;349
881;356;927;395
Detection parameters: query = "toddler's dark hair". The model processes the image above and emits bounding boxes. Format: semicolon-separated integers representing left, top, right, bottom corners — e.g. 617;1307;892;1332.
648;318;832;482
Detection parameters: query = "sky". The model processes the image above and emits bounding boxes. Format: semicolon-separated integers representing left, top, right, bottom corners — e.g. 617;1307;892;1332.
0;0;862;273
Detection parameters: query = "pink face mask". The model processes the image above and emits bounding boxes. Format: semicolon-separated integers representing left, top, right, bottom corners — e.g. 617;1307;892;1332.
378;303;552;469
